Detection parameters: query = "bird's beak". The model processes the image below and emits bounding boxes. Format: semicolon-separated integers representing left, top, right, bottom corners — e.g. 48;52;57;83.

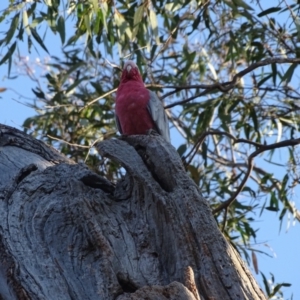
126;65;132;73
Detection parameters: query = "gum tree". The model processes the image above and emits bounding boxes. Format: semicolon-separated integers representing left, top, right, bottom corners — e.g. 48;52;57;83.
1;0;299;298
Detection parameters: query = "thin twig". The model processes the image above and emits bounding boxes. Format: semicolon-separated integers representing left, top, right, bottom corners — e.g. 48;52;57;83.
104;59;121;71
84;138;103;163
46;135;90;148
165;90;212;108
79;88;117;111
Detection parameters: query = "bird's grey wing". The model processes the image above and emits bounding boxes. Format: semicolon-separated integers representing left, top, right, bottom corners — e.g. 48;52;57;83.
147;90;170;142
115;114;123;134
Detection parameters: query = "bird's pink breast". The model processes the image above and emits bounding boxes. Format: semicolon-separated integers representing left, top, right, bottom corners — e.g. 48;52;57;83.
116;82;156;135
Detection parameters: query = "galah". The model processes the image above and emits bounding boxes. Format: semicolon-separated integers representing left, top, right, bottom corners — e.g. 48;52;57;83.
115;61;170;142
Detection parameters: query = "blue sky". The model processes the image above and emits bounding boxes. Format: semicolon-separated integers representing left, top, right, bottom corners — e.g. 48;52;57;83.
0;1;300;299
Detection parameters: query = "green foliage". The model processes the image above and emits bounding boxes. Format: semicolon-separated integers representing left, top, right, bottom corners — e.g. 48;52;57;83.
1;0;300;297
261;272;291;299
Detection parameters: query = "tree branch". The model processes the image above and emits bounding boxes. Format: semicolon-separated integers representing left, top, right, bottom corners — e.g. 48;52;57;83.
183;128;300;215
164;57;300;109
183;130;261;168
213;137;300;214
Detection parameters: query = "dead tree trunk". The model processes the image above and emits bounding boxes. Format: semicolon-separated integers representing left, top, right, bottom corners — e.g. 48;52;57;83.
0;124;266;300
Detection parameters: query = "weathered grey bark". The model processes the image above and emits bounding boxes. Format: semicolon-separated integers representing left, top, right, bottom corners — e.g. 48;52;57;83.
0;124;266;300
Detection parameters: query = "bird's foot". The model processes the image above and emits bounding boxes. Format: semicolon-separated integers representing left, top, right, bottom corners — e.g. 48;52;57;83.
146;129;160;137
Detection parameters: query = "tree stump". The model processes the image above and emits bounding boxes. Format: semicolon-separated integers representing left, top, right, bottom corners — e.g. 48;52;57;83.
0;124;266;300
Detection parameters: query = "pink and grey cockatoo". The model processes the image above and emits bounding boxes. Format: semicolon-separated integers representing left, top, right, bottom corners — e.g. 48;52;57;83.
115;61;170;142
